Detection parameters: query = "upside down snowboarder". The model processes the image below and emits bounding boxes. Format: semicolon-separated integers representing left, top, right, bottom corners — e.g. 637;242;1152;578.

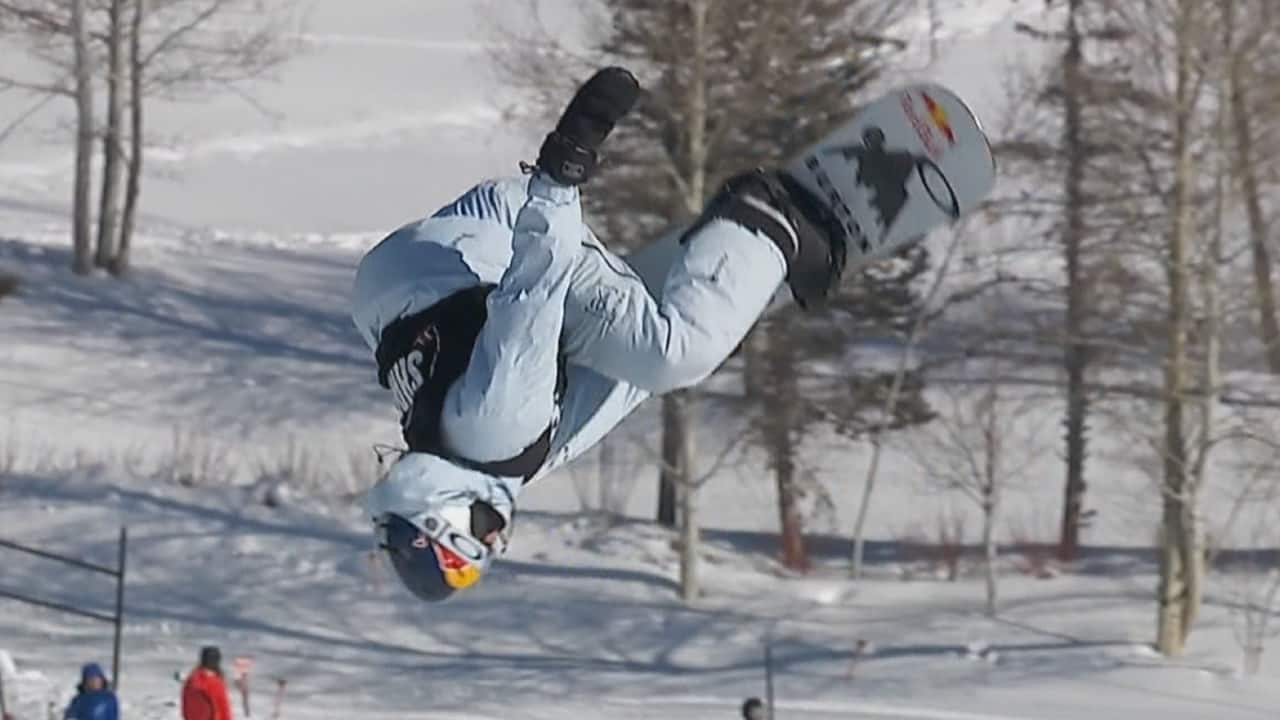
355;67;854;602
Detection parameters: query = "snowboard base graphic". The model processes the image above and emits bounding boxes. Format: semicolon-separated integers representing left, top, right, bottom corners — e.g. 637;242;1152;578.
785;84;997;268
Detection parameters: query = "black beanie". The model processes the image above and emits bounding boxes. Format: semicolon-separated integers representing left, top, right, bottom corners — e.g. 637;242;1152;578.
199;646;222;671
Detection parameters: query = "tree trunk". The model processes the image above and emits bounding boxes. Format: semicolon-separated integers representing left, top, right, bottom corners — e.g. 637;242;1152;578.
1156;519;1185;655
70;0;94;276
678;400;700;603
597;432;618;515
982;377;1001;616
657;394;681;527
1226;20;1280;373
114;0;145;277
678;0;709;581
1058;0;1090;564
1179;24;1231;645
765;323;808;571
849;230;965;579
927;0;941;62
661;0;712;531
96;0;126;270
742;324;763;399
1156;0;1199;657
983;493;999;617
1243;641;1262;676
850;441;877;578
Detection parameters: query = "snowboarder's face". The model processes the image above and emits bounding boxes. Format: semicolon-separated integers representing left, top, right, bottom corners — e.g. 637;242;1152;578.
84;676;105;691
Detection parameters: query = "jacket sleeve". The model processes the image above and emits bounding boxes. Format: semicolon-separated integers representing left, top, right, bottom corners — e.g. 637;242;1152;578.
438;174;582;465
431;178;525;228
104;694;120;720
212;676;235;720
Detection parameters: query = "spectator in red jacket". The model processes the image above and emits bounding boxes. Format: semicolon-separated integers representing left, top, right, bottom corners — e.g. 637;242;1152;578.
181;646;233;720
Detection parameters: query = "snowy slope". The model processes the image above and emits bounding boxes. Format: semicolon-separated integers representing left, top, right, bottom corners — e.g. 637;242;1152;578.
2;1;1279;718
2;462;1277;720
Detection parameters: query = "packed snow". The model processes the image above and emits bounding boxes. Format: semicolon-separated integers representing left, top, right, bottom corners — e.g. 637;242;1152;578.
1;1;1277;718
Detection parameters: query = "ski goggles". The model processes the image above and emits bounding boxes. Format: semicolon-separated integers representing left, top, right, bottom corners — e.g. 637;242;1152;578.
378;505;502;591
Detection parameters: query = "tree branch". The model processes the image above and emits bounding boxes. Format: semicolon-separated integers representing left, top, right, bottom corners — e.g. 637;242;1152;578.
0;91;57;145
141;0;230;68
0;74;75;97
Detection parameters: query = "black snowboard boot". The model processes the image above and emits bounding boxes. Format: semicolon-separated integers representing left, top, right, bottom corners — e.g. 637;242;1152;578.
691;169;849;310
535;67;640;186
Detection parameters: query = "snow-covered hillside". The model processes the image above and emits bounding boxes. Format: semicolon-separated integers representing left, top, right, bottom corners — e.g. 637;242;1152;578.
2;457;1277;720
2;0;1278;718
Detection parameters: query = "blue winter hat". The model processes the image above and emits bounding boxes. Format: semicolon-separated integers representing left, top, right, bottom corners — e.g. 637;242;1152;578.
81;662;107;684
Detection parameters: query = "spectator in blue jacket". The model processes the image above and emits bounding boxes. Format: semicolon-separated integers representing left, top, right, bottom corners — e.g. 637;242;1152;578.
63;663;118;720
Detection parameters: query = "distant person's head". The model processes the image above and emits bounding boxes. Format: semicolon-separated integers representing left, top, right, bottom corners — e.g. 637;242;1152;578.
742;696;768;717
199;646;222;673
741;697;767;720
79;663;108;692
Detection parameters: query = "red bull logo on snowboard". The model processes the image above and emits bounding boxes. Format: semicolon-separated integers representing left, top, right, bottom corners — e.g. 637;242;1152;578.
922;92;956;144
902;90;956;159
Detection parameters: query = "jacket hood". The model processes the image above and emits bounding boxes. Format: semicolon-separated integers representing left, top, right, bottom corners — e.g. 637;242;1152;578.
365;452;520;527
81;662;107;684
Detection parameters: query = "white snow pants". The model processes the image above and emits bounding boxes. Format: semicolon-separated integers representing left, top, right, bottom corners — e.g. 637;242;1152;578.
436;173;788;467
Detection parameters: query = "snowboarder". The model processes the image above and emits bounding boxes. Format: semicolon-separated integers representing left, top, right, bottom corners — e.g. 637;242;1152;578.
61;663;118;720
357;66;849;602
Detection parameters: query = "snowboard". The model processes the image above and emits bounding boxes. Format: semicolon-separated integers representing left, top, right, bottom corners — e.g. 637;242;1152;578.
784;83;996;268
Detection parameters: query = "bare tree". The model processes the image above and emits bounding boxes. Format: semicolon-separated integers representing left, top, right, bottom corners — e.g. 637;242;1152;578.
0;1;95;273
671;390;699;601
1000;0;1276;655
95;0;125;269
1007;0;1139;564
1220;0;1280;374
1216;445;1280;676
71;0;95;275
759;319;807;570
1235;565;1280;675
115;0;144;275
111;0;295;273
0;0;295;275
630;405;746;603
925;0;940;63
1064;0;1225;656
1056;0;1091;564
1151;0;1211;657
850;223;968;579
910;328;1049;615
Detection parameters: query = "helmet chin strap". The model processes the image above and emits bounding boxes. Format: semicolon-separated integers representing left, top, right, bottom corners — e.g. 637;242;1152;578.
372;442;408;469
483;474;520;527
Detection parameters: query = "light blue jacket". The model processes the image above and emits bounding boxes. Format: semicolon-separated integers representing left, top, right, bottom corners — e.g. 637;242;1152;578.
356;173;787;528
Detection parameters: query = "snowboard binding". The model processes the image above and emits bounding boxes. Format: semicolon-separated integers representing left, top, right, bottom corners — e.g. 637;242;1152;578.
693;168;849;311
